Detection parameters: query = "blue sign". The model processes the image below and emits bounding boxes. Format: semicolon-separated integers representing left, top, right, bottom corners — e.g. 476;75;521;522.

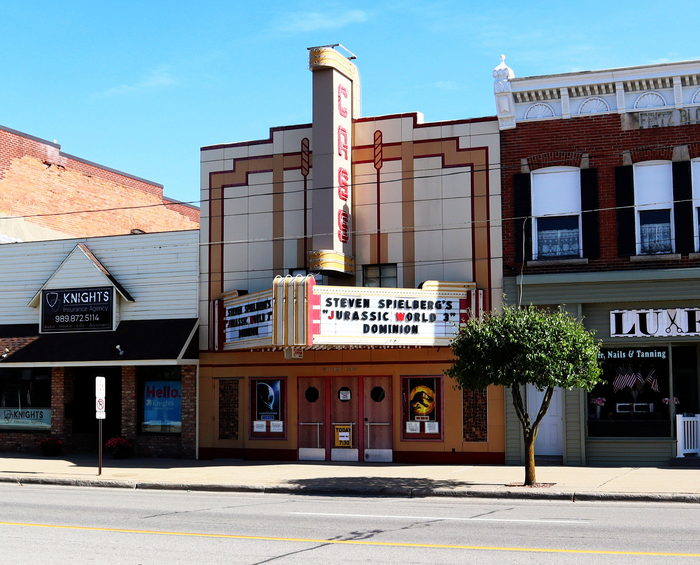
143;381;181;432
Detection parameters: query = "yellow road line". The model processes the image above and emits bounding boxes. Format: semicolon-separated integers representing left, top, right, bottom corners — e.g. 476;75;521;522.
1;521;698;558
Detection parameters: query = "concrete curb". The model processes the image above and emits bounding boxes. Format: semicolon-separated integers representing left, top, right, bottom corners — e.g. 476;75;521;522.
2;475;699;503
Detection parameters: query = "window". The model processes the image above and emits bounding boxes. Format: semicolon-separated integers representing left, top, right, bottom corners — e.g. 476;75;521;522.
536;215;580;258
531;167;582;259
639;209;672;254
633;161;674;255
139;366;182;433
692;160;700;252
0;368;51;430
588;347;671;438
363;264;397;287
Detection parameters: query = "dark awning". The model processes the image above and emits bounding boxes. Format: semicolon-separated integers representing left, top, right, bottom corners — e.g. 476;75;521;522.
0;319;198;365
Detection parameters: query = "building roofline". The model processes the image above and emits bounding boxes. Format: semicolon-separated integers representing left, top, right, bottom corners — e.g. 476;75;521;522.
512;59;700;87
201;113;498;152
60;152;163;189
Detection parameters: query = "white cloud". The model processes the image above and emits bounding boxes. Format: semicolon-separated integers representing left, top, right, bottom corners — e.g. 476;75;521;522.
94;67;176;99
276;9;368;33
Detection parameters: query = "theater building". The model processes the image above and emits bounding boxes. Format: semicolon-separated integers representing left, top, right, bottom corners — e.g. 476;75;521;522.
0;230;199;456
198;46;505;463
496;56;700;465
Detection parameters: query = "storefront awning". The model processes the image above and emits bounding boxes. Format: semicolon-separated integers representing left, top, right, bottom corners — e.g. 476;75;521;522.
0;318;198;366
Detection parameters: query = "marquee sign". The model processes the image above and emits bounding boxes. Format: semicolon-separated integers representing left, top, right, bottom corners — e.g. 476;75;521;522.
40;287;114;333
224;290;274;348
310;284;480;346
610;308;700;338
222;277;481;349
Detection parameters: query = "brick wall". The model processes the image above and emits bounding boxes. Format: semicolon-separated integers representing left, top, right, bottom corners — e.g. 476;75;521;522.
501;115;700;276
0;126;199;239
121;366;137;439
50;367;66;437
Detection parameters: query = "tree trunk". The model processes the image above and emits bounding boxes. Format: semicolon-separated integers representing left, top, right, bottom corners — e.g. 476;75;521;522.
524;431;536;486
511;385;554;486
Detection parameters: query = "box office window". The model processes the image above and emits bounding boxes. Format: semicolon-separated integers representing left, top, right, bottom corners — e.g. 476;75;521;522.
250;378;286;438
402;376;442;439
588;347;671;438
0;368;51;430
138;366;182;434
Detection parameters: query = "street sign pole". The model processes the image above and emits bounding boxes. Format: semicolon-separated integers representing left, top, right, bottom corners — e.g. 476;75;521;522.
98;418;102;476
95;376;106;476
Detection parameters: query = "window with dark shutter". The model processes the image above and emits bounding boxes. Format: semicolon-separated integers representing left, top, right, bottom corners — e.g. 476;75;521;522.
673;161;693;255
615;166;635;257
581;168;599;259
513;173;532;262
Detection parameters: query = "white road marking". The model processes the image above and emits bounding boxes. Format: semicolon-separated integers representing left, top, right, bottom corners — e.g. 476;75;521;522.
290;511;588;524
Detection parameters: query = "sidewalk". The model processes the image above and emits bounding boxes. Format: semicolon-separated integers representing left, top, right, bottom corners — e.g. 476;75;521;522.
1;454;699;503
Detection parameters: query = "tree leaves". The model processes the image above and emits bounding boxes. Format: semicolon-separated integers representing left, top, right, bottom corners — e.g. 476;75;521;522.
446;304;602;392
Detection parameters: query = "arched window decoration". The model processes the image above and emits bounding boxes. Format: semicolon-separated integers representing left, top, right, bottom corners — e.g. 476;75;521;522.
578;96;610;114
633;91;666;109
524;103;555;119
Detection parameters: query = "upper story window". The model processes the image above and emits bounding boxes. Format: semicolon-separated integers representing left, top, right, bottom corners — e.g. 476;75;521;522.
633;161;674;255
531;167;582;260
363;264;397;287
691;160;700;252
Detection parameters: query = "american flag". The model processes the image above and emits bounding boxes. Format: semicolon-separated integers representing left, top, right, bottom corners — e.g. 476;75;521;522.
613;366;643;392
613;366;659;392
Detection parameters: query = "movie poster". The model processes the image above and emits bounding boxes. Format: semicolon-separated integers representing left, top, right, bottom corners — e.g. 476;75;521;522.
407;377;437;421
255;379;281;421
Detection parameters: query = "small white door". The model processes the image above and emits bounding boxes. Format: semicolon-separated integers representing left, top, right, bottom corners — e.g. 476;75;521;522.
526;385;563;456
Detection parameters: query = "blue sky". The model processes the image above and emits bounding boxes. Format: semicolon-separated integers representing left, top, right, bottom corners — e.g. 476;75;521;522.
2;1;698;206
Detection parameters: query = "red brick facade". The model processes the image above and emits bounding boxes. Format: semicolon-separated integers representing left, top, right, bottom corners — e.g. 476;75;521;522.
0;125;198;239
501;114;700;275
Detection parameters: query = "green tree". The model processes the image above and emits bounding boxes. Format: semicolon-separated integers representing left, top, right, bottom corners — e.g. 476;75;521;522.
446;305;602;485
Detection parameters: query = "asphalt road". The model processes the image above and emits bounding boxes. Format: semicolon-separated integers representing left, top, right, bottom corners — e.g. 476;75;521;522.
1;484;699;564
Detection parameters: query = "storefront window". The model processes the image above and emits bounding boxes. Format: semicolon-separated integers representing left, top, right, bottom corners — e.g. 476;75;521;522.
0;368;51;430
250;378;286;438
402;376;442;439
588;347;671;437
139;367;182;433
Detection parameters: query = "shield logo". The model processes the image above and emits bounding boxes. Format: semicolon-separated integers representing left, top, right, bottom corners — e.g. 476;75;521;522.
45;292;59;309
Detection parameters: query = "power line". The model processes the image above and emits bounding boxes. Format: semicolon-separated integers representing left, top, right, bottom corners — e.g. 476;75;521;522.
3;140;700;222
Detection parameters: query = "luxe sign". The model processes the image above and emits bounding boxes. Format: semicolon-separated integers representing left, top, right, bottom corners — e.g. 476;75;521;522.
41;287;113;333
610;308;700;338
